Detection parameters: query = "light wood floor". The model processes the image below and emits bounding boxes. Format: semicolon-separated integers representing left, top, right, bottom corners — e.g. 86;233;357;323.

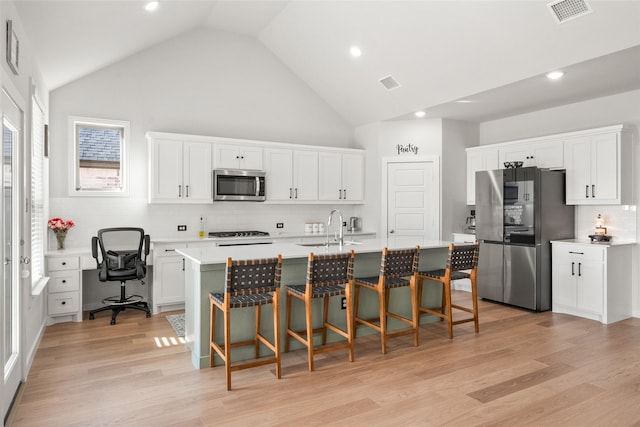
9;292;640;426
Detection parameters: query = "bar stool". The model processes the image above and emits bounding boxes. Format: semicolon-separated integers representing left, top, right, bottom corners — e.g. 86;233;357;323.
353;246;420;354
285;250;355;372
209;255;282;390
416;243;480;339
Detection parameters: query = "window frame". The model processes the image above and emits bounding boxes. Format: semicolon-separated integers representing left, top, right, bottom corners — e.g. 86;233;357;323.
68;116;130;197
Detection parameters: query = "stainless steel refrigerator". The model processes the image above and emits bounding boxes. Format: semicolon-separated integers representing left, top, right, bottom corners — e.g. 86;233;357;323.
475;167;574;311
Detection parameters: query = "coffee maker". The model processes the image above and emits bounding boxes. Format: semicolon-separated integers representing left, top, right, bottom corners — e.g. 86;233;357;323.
465;209;476;233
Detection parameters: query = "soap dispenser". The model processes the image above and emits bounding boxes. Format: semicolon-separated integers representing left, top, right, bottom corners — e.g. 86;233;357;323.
199;216;205;238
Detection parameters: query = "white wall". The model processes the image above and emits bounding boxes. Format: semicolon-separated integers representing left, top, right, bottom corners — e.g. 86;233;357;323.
48;26;356;251
1;0;50;380
355;118;478;239
478;89;640;317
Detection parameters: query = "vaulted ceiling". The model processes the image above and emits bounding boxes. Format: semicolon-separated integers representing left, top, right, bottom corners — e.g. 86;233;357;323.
15;0;640;126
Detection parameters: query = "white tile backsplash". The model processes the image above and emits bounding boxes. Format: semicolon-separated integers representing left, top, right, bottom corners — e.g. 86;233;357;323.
575;205;637;242
48;197;360;250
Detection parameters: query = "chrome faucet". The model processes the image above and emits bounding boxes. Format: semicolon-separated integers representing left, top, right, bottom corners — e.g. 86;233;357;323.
327;209;344;246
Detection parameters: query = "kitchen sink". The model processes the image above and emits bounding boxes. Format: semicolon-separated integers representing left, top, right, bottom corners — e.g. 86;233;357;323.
296;241;363;248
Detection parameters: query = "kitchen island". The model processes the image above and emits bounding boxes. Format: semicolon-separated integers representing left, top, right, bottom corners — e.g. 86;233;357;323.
178;237;451;369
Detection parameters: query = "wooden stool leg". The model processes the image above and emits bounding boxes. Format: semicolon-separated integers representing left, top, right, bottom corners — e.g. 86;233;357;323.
379;287;387;354
223;306;232;391
209;299;216;367
285;291;292;353
410;275;419;347
353;284;361;339
305;294;314;371
471;276;479;333
345;282;354;362
273;290;281;379
443;280;453;339
255;305;262;358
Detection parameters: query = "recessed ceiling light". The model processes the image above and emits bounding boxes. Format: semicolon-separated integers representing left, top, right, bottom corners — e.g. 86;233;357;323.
546;71;564;80
456;100;472;103
414;111;426;118
350;46;362;58
145;1;159;12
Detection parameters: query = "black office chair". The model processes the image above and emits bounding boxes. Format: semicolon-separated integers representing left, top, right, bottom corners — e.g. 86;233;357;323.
89;227;152;325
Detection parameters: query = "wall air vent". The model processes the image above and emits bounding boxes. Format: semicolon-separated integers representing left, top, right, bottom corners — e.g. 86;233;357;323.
379;75;401;91
547;0;592;24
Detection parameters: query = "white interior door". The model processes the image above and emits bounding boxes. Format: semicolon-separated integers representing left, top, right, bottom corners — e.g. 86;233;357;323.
386;160;439;240
1;88;23;421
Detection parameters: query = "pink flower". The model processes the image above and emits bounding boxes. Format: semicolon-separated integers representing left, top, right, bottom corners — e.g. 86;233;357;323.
48;217;75;232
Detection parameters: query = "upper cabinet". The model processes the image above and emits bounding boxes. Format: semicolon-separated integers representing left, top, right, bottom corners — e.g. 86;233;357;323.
318;151;364;202
466;124;634;206
499;140;563;169
147;133;212;204
214;143;263;170
466;146;499;205
264;148;318;201
564;126;632;205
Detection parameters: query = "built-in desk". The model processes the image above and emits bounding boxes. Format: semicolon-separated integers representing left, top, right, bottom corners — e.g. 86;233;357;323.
178;237;451;369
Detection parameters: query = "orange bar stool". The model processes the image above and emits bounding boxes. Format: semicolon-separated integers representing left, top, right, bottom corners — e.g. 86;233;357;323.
353;246;420;354
416;243;480;339
209;255;282;390
285;250;355;372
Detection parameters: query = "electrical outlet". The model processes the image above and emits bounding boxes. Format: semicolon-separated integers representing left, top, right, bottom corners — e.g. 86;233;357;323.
341;297;346;310
177;225;187;231
276;223;284;229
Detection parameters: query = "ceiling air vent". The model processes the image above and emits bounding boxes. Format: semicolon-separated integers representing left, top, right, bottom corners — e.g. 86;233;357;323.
379;75;401;91
547;0;592;24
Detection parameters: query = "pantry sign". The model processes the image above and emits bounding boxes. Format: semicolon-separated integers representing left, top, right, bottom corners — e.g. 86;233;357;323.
396;143;419;155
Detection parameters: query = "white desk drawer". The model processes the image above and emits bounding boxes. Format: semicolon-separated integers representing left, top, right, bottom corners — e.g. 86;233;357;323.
49;271;79;293
47;256;80;272
48;291;79;316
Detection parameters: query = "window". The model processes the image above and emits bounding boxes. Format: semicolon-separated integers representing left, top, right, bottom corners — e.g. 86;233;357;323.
31;97;46;293
68;116;129;196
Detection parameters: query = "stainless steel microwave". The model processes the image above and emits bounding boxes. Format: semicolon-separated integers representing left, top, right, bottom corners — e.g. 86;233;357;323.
213;169;266;201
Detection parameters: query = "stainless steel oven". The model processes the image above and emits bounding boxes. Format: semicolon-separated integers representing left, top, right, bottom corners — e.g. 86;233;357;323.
213;169;266;201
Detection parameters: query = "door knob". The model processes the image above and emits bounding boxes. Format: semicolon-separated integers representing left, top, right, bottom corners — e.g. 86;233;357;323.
390;229;395;234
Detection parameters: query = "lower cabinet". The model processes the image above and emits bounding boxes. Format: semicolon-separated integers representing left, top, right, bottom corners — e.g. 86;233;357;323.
152;243;187;314
551;242;632;324
46;254;82;324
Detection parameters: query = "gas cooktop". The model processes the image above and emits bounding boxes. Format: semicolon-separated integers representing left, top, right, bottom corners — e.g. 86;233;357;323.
208;230;270;238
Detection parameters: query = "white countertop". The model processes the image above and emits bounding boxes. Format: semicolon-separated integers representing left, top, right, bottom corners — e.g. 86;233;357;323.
550;238;637;247
151;230;376;245
177;237;451;265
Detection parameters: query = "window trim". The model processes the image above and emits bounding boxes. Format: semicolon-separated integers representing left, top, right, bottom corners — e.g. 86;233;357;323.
67;116;130;197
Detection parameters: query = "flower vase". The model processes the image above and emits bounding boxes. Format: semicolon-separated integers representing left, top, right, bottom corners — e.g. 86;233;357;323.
56;232;67;250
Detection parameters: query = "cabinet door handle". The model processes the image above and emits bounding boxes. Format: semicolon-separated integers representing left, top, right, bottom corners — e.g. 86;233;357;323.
585;185;589;198
569;251;584;255
289;188;293;199
165;249;176;252
62;280;66;283
338;189;342;199
178;185;182;198
343;189;347;199
61;301;66;305
182;258;185;271
591;185;595;198
295;188;298;199
186;185;189;197
571;261;575;276
62;262;66;266
578;262;582;277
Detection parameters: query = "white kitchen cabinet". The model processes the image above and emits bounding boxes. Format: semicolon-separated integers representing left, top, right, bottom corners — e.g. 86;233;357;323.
318;151;364;202
466;146;499;205
499;139;563;169
564;126;632;205
148;134;212;204
152;243;188;314
46;254;82;324
264;148;318;201
214;143;263;170
552;241;632;324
